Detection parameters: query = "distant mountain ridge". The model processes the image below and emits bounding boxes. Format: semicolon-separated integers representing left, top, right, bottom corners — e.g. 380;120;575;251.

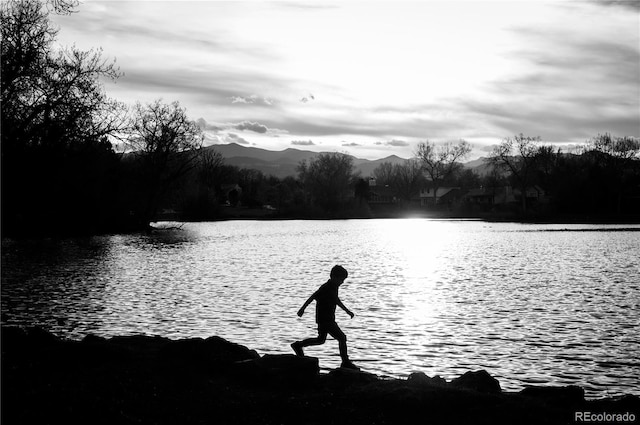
206;143;487;179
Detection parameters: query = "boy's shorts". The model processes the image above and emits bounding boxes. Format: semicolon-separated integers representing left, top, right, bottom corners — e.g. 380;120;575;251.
317;321;346;341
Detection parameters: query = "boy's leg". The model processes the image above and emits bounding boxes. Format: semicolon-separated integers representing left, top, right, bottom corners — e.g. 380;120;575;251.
290;342;304;356
326;323;350;363
327;323;359;370
292;329;328;356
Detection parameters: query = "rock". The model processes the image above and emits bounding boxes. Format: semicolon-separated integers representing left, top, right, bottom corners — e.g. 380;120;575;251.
233;354;319;383
81;334;107;344
1;327;29;360
614;394;640;408
260;354;319;376
79;334;135;363
587;394;640;412
2;326;60;347
1;326;28;348
1;326;61;360
204;336;260;363
107;334;171;360
4;324;639;425
160;336;259;372
451;370;501;394
407;371;447;387
160;337;212;363
520;386;585;405
24;327;61;345
327;366;379;385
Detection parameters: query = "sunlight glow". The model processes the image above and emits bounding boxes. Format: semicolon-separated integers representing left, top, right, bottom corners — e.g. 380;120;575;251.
372;219;463;325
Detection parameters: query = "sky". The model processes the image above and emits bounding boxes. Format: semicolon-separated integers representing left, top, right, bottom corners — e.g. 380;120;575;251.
51;0;640;160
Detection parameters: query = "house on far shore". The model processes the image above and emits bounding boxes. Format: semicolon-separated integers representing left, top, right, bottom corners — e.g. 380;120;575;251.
464;185;548;210
419;187;464;207
465;187;497;207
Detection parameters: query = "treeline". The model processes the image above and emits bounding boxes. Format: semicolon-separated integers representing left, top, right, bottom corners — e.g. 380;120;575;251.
140;132;640;224
158;150;368;221
483;134;640;218
369;135;640;218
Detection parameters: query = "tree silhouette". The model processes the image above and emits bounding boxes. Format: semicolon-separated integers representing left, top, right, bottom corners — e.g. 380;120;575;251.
586;133;640;214
487;134;543;214
1;0;125;235
392;159;425;203
297;153;356;213
127;99;204;227
1;0;123;152
372;161;395;187
416;140;471;205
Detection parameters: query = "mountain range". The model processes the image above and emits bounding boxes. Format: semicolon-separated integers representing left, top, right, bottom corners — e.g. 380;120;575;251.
205;143;489;179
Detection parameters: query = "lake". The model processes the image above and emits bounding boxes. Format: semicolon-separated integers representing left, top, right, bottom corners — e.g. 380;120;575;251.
2;219;639;398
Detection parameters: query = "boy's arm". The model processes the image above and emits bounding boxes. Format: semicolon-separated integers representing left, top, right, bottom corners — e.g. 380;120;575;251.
337;298;355;318
297;292;316;317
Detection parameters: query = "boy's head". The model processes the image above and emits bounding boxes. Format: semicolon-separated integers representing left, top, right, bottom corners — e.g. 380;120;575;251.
330;265;348;283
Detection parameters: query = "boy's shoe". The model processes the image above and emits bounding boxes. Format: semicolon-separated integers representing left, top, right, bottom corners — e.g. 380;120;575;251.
340;360;360;371
291;342;304;356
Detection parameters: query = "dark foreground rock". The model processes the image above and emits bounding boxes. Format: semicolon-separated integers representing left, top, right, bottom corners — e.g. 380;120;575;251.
451;370;502;394
2;327;638;425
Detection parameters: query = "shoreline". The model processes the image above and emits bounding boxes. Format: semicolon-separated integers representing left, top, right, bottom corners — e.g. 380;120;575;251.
175;206;640;226
3;327;638;425
156;212;640;225
3;212;639;240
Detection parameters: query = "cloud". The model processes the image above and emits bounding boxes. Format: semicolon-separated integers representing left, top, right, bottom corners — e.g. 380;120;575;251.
267;102;482;141
54;2;280;61
230;95;274;106
234;121;269;133
196;118;223;132
452;23;640;141
230;95;257;104
226;133;250;145
592;0;640;11
386;139;410;147
291;140;315;146
119;69;240;100
509;28;640;87
198;119;287;138
110;64;285;112
374;140;410;147
342;142;361;147
461;95;640;142
273;116;404;138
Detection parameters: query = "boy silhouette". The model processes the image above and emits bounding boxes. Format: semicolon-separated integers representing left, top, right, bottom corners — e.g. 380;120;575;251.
291;265;359;370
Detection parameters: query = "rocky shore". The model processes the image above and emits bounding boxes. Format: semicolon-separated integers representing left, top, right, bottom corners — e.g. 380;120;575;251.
2;327;638;425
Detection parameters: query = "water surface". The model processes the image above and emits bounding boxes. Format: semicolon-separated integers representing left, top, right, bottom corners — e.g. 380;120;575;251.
2;219;639;397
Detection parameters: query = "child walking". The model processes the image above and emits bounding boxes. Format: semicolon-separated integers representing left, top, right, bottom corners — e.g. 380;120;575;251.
291;265;359;370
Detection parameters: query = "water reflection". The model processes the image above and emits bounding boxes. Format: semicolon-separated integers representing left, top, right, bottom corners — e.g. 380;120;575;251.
2;220;639;397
